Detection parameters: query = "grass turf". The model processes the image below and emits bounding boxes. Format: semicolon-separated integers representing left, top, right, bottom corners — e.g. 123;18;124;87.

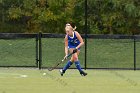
0;68;140;93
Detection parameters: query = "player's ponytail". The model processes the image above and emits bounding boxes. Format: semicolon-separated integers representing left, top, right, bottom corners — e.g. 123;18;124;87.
66;22;77;31
73;26;77;31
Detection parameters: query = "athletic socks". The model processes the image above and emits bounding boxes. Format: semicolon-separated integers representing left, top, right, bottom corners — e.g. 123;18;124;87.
75;61;87;76
61;60;87;76
62;60;73;72
74;61;83;72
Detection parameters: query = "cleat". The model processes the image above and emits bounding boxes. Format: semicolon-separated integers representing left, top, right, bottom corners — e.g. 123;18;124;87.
80;71;87;76
59;69;65;76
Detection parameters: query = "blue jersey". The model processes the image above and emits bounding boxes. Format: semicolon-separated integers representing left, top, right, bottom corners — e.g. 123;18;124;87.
67;32;80;49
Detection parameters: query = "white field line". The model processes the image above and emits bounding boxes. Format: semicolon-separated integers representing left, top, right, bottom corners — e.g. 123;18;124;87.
0;72;28;78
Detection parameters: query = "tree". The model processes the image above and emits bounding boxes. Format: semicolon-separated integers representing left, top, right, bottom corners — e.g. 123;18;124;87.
87;0;140;34
0;0;140;34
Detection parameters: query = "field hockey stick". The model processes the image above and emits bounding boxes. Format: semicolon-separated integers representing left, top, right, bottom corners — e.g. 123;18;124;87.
48;52;74;71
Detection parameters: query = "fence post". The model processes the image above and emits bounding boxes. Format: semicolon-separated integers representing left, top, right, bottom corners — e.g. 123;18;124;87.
84;0;87;70
38;32;42;70
134;36;136;70
36;33;39;67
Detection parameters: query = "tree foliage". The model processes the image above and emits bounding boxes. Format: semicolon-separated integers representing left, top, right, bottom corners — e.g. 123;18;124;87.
88;0;140;34
0;0;140;34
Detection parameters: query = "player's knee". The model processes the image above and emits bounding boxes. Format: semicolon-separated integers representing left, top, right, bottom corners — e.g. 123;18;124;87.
73;56;78;61
70;59;74;62
70;58;74;62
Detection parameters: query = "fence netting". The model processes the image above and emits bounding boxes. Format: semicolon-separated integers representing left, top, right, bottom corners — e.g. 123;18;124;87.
87;39;134;69
0;34;140;70
41;35;140;70
136;39;140;69
0;38;36;67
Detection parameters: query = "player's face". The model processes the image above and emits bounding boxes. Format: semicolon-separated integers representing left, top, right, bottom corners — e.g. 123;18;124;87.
65;26;73;35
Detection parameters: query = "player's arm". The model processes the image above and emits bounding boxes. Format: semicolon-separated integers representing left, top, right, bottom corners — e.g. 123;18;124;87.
64;35;68;56
75;31;84;49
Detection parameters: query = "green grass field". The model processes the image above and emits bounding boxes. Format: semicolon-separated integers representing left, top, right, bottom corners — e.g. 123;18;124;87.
0;68;140;93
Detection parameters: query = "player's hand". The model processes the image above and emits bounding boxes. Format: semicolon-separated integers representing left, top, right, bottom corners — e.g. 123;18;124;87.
73;48;78;53
64;55;68;59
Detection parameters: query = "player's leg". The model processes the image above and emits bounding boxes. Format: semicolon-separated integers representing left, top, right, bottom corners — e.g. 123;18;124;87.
72;50;87;76
60;49;74;76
